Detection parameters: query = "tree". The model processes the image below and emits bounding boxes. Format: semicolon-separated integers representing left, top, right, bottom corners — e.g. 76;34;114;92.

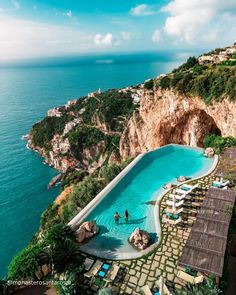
50;239;82;274
159;76;171;89
204;134;236;154
70;176;104;208
45;224;82;274
177;276;221;295
45;223;76;247
8;243;49;280
99;163;121;183
144;79;154;90
182;56;198;70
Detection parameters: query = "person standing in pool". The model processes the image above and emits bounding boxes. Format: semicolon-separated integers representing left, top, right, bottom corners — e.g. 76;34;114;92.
124;210;130;222
114;212;121;224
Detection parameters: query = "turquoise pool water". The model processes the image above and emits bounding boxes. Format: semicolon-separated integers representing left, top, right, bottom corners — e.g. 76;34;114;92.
80;145;215;259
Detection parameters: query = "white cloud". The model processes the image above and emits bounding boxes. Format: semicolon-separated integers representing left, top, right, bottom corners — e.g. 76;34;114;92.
0;8;5;13
120;31;131;41
64;10;72;18
0;15;93;60
161;0;236;44
130;4;156;16
94;33;113;47
152;29;161;43
11;0;20;10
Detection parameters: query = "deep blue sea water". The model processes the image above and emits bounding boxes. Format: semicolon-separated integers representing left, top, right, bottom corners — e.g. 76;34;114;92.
0;51;187;277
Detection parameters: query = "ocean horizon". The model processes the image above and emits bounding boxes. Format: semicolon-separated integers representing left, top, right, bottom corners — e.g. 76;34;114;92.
0;50;198;277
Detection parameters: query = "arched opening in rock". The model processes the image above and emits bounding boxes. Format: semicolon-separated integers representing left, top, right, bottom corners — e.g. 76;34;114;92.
167;109;221;147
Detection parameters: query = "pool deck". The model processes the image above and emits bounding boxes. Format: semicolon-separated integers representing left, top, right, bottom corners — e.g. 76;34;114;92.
82;171;219;294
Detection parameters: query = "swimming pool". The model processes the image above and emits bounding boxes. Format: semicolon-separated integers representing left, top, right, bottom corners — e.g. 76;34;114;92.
70;144;216;259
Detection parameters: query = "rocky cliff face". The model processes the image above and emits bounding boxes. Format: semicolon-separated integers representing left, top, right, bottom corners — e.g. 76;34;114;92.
120;88;236;158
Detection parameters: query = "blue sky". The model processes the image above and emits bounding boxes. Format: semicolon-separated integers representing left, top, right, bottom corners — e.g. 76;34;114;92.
0;0;235;60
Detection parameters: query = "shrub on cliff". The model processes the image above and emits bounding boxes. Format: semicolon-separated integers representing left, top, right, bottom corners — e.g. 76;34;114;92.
62;176;104;222
8;243;49;280
70;176;104;208
99;158;133;183
40;203;60;231
204;134;236;154
144;79;154;90
158;76;171;89
68;125;106;159
61;170;88;190
78;90;136;131
99;162;121;183
68;125;120;161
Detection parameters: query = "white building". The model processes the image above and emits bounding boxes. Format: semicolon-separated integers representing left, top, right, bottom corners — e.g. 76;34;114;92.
63;118;81;135
88;88;101;98
65;99;77;109
47;108;62;117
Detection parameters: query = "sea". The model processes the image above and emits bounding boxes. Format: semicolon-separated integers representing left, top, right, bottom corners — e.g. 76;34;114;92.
0;50;200;278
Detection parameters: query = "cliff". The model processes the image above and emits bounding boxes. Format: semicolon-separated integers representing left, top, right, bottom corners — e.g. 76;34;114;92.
28;43;236;172
120;88;236;157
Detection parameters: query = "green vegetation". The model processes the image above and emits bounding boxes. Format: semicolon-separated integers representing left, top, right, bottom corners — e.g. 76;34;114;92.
177;276;221;295
8;224;83;280
67;90;136;132
40;203;60;231
45;224;82;274
30;89;136;173
8;242;49;279
67;124;120;162
144;79;154;90
204;134;236;154
61;169;88;190
31;115;72;150
157;56;236;103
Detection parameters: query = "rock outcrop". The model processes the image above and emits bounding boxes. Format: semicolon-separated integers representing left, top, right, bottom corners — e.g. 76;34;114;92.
120;88;236;158
204;147;215;157
129;228;150;250
75;221;99;243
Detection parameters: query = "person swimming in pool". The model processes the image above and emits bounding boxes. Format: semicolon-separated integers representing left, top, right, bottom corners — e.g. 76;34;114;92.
124;210;130;222
114;212;121;224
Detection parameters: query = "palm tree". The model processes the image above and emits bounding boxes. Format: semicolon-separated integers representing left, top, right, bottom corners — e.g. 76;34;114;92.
176;277;222;295
50;238;82;274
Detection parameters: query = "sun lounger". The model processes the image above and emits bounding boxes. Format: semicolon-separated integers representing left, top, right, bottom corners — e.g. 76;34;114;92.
165;207;183;214
176;184;199;195
214;180;229;186
181;184;198;190
104;264;120;283
83;258;94;271
163;215;182;225
156;280;172;295
177;270;204;284
212;180;230;188
84;260;103;278
166;199;184;207
169;193;186;201
140;285;152;295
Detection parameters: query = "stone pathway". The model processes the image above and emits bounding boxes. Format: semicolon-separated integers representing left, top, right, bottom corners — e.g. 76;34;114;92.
84;174;216;294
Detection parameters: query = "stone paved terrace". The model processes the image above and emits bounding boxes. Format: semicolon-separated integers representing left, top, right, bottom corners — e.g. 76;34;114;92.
82;174;216;295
